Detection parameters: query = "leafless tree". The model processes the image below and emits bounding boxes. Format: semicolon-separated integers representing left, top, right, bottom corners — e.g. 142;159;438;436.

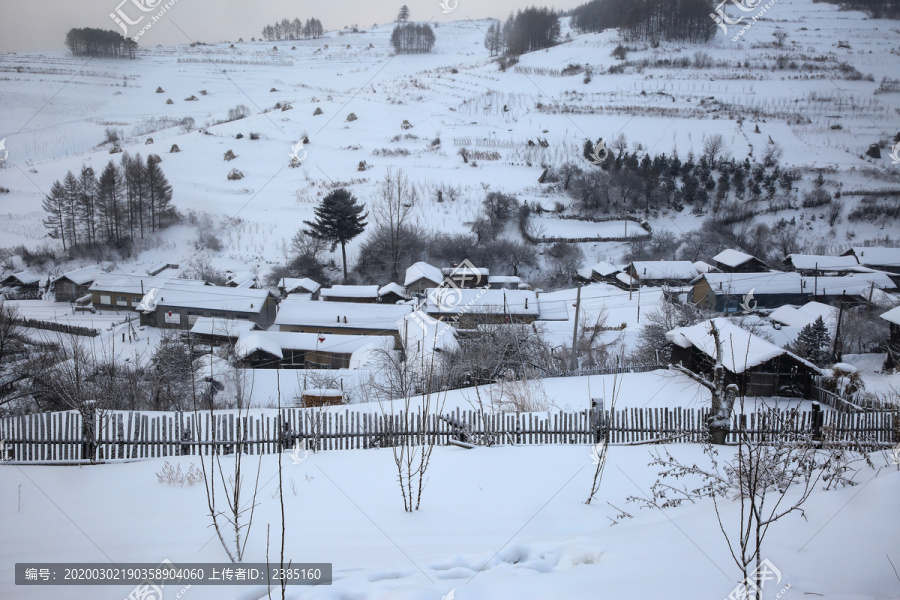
827;197;844;227
702;134;726;167
586;367;624;504
374;168;418;282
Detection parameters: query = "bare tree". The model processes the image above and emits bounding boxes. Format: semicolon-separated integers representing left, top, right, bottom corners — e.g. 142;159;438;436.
702;134;726;167
374;168;418;283
669;321;738;444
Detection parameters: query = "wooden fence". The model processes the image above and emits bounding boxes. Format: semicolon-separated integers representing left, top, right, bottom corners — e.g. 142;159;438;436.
0;407;894;463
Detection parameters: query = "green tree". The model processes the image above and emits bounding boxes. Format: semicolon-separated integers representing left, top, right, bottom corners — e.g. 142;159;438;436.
397;5;410;21
789;316;833;367
303;188;368;281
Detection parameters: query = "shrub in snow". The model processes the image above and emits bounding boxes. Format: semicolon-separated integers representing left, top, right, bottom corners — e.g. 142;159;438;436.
155;86;164;93
346;112;358;122
156;461;203;486
313;106;323;115
358;161;369;171
270;87;278;92
170;144;180;153
227;168;244;180
235;133;243;139
866;144;881;159
199;89;207;95
249;132;260;140
227;104;250;121
223;149;238;161
401;119;413;129
109;144;122;154
147;154;162;165
184;94;198;101
165;98;174;104
145;138;153;145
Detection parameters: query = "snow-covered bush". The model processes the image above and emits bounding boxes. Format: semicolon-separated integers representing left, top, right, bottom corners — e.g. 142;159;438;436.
227;168;244;180
156;461;203;486
223;149;237;161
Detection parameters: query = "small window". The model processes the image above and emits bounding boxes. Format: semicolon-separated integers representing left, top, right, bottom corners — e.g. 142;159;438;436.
116;295;128;305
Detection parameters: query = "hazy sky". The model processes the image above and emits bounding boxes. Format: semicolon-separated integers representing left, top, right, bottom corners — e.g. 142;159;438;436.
0;0;582;52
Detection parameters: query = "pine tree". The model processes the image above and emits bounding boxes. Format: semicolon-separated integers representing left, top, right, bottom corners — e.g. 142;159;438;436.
790;316;833;367
42;180;68;252
98;161;125;244
303;188;368;281
397;5;410;22
146;155;173;232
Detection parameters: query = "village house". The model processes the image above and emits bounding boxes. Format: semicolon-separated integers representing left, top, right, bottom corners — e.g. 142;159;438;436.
278;277;321;300
235;330;394;370
320;285;380;304
52;266;103;303
90;273;209;310
624;261;699;287
784;254;861;276
712;249;770;273
692;271;807;312
274;297;413;343
667;318;822;398
225;271;258;289
136;283;278;329
841;246;900;276
806;271;896;304
423;288;539;327
576;261;621;285
378;283;409;304
442;264;489;289
189;316;260;347
404;262;444;295
487;275;524;290
0;271;43;299
880;306;900;372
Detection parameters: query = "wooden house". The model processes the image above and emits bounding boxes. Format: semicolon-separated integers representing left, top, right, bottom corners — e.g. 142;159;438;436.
274;298;413;343
576;261;622;285
90;273;208;310
841;246;900;276
225;271;258;289
423;288;539;327
712;249;769;273
625;261;698;287
278;277;320;300
880;306;900;371
0;271;42;299
137;283;278;329
784;254;861;276
667;318;821;398
320;285;380;304
378;283;408;304
692;272;808;312
441;264;489;289
235;330;394;370
404;262;443;295
189;316;260;346
52;266;102;303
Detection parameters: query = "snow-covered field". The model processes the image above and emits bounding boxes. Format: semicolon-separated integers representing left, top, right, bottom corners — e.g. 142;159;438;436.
2;446;898;600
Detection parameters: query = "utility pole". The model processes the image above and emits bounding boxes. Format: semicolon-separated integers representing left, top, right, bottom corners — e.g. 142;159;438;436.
833;295;845;361
637;284;641;323
570;284;582;372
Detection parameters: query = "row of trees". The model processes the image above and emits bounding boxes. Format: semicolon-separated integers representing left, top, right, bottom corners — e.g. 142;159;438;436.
571;0;715;43
41;153;175;252
484;8;561;57
390;23;436;54
260;17;324;41
64;27;137;58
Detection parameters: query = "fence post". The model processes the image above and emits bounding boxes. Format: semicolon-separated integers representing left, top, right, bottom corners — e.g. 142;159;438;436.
811;402;824;442
81;406;96;462
589;398;605;442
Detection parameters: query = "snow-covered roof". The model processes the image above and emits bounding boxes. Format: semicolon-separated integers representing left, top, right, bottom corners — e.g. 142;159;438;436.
442;266;489;277
805;271;896;296
279;277;320;294
321;285;380;300
577;266;594;281
846;247;900;267
666;318;819;374
786;254;859;271
700;272;802;296
616;272;636;286
424;288;539;316
91;273;208;295
225;271;257;287
190;317;259;338
53;265;102;285
301;388;344;397
537;298;569;321
275;298;413;331
3;270;41;285
713;249;758;268
139;284;273;314
378;282;408;298
404;262;443;287
591;261;620;277
769;302;838;329
488;275;522;284
880;306;900;326
692;261;716;274
235;330;395;359
399;311;460;352
629;261;698;281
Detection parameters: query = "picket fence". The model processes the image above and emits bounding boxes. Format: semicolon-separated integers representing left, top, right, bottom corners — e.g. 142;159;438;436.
0;407;894;463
